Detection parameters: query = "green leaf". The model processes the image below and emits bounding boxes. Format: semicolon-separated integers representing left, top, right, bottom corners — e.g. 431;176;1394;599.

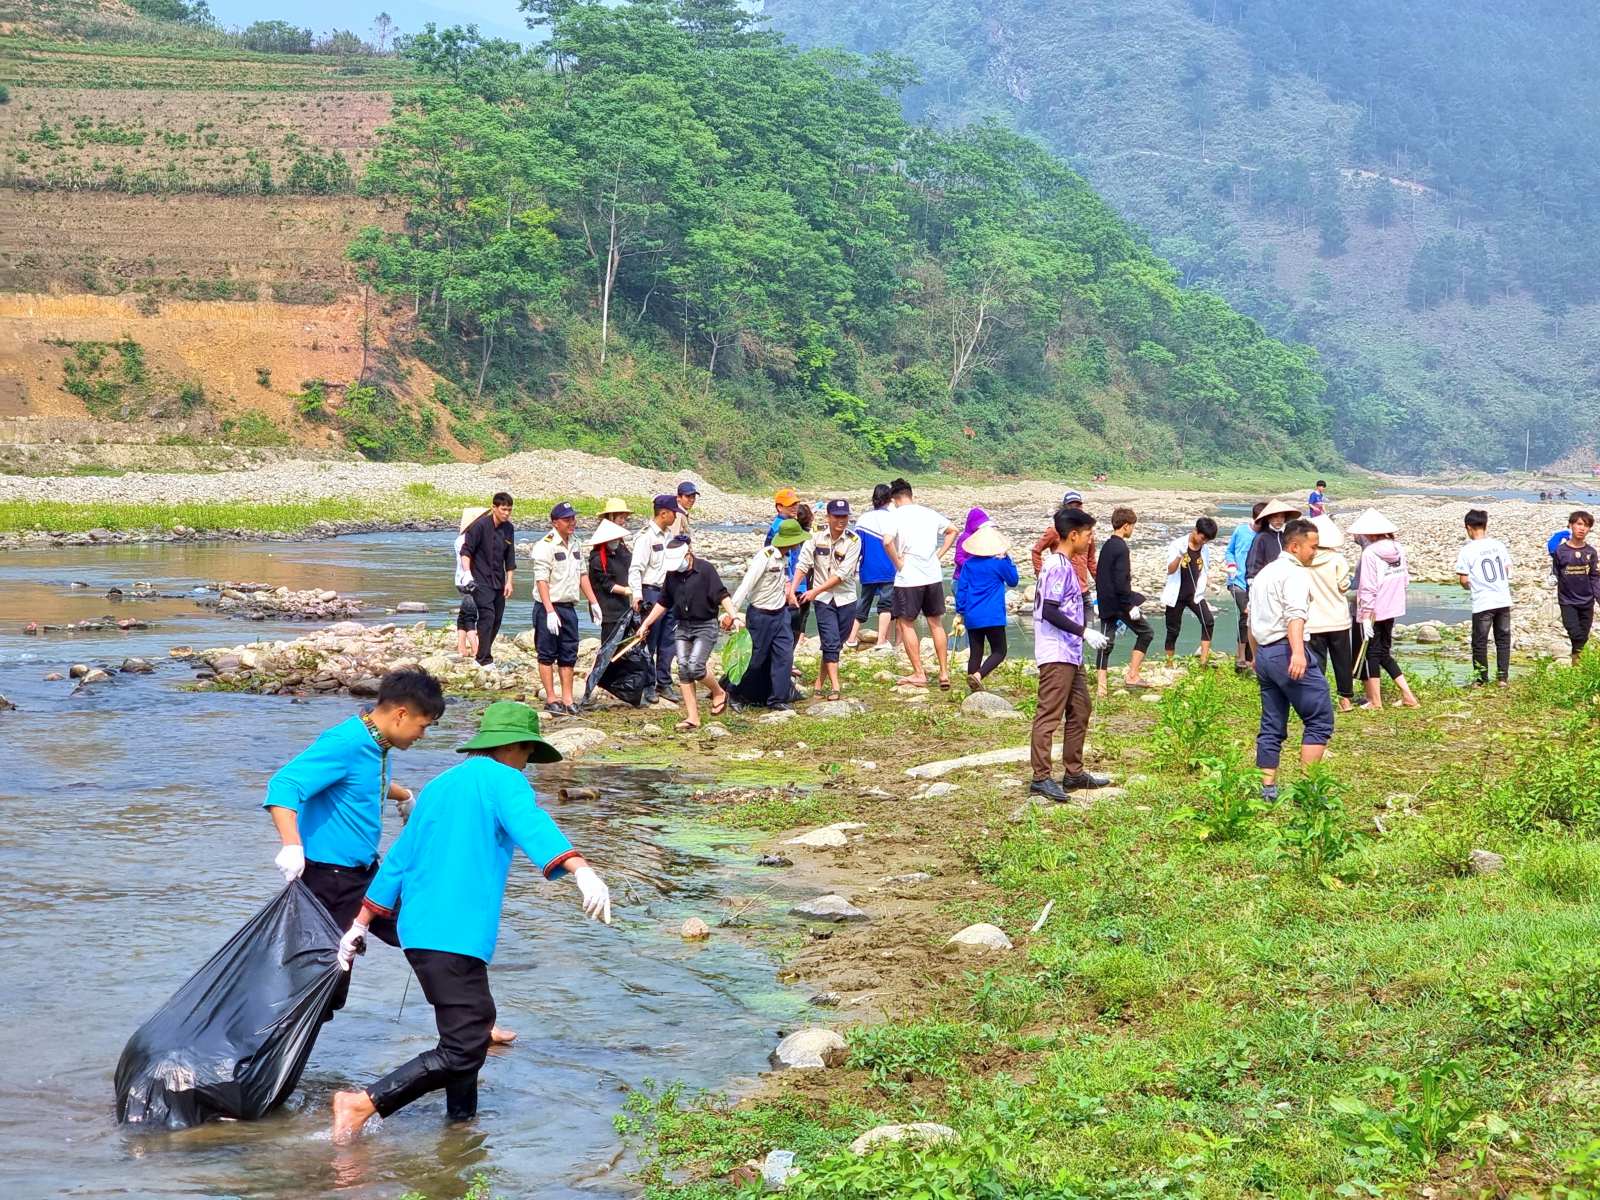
723;627;753;684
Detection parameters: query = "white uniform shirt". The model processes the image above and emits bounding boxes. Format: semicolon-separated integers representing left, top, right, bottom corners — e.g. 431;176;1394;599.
795;528;861;606
628;523;672;594
732;545;791;612
1248;554;1312;646
528;530;583;603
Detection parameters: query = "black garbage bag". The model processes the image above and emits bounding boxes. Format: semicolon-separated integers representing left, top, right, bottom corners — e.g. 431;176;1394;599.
583;612;655;708
115;881;342;1130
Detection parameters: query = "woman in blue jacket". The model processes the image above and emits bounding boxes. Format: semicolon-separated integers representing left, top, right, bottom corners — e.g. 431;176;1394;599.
953;521;1019;690
849;483;897;650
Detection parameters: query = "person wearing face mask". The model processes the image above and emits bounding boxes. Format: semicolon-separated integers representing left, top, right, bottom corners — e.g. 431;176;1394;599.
1350;508;1421;709
793;499;862;701
635;535;740;731
629;495;687;705
1248;519;1334;803
1244;498;1303;593
530;501;604;717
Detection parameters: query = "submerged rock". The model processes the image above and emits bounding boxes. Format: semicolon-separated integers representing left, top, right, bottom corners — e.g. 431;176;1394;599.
680;917;711;941
0;693;14;711
769;1027;848;1070
120;657;154;674
68;663;91;679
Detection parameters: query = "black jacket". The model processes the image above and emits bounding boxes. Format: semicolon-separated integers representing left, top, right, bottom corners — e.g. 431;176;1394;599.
1245;526;1284;585
1094;534;1144;622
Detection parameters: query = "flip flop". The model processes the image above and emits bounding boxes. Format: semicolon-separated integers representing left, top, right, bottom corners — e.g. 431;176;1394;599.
896;677;929;688
710;697;728;716
827;691;842;701
939;677;952;690
675;719;701;732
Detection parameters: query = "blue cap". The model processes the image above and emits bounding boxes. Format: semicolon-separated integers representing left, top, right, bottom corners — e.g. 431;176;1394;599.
653;493;685;514
677;480;700;496
826;499;850;516
550;501;577;521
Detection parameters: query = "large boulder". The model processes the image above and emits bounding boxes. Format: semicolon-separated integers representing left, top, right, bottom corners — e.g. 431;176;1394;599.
961;691;1022;719
545;727;608;760
769;1028;848;1070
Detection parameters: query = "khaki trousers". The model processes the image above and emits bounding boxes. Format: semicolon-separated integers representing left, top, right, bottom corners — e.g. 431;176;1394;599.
1031;660;1091;779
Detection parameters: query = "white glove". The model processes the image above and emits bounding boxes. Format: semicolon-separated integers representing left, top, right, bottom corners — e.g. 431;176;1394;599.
589;603;603;625
394;787;415;823
1361;618;1375;639
337;921;368;972
1083;627;1109;651
572;865;612;925
1127;605;1142;622
274;844;305;883
545;609;560;635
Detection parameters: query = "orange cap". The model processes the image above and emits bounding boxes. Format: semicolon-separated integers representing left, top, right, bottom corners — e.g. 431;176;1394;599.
774;487;799;507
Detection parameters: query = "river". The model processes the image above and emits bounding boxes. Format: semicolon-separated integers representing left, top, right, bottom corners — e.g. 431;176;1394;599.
0;534;809;1200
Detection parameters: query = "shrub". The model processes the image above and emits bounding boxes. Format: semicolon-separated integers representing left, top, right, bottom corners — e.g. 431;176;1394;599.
1331;1061;1480;1172
220;408;289;447
1152;669;1232;769
1461;955;1600;1048
1521;842;1600;901
1281;767;1354;879
255;366;271;389
1171;749;1264;842
1482;735;1600;833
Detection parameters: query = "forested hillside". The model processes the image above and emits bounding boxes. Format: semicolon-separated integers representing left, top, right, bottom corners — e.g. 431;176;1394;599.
0;0;1334;479
763;0;1600;472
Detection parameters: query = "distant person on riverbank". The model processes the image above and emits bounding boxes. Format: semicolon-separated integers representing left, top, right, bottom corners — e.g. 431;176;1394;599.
454;507;486;660
765;487;800;546
1305;514;1355;712
884;478;957;689
1245;498;1301;588
330;701;611;1144
1029;506;1110;804
848;483;897;651
1225;501;1267;674
1351;509;1421;709
1160;516;1218;668
1307;480;1328;517
1248;519;1332;803
629;496;685;705
952;520;1017;692
727;518;809;709
530;502;604;717
1551;510;1600;664
794;499;861;700
459;493;516;667
1093;506;1152;697
1456;509;1514;686
587;514;633;649
1032;489;1096;593
263;668;439;1021
636;535;740;730
669;481;698;538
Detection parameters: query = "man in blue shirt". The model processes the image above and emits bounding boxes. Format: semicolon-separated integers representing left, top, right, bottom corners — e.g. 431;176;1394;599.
1225;501;1266;673
330;701;612;1142
264;669;444;1017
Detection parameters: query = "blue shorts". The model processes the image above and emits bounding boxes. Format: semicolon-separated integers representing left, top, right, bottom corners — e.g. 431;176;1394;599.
534;603;580;666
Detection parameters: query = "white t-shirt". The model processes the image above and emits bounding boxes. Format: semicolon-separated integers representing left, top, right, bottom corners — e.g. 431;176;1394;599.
854;506;895;542
886;502;952;588
453;533;473;589
1454;537;1512;614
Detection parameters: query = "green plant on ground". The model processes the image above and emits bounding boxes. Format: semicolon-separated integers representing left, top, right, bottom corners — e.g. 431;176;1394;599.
1151;668;1235;769
1520;841;1600;901
847;1020;985;1085
219;408;289;447
255;366;272;389
1280;766;1354;879
1551;1139;1600;1200
1170;748;1263;842
1330;1061;1482;1173
1460;954;1600;1048
1482;735;1600;833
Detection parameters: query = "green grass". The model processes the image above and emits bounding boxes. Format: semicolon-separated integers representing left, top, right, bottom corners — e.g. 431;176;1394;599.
0;484;648;536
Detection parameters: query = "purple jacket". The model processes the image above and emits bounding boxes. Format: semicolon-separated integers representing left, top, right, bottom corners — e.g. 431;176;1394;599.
1356;540;1408;621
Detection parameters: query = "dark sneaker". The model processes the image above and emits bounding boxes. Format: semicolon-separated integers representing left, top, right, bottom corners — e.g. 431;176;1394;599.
544;702;567;717
642;688;658;706
768;702;794;712
661;684;683;702
1028;778;1070;804
1061;771;1111;791
1261;784;1279;804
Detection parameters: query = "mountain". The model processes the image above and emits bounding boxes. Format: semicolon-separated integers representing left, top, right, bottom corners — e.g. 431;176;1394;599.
0;0;1333;481
762;0;1600;473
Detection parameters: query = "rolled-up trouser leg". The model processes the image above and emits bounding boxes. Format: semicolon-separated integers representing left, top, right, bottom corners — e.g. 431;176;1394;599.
367;949;494;1120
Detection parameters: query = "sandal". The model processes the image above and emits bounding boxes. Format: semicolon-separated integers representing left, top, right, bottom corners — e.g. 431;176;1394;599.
939;677;952;690
710;697;728;716
827;690;842;702
675;719;701;732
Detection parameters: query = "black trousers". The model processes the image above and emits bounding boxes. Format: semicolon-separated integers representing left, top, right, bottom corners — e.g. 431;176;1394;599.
302;859;398;1017
1094;614;1154;671
1561;603;1594;655
1358;617;1403;682
966;625;1008;678
1309;629;1355;700
1228;585;1252;661
367;949;495;1121
472;586;506;665
1471;607;1512;682
1164;599;1214;654
641;584;677;689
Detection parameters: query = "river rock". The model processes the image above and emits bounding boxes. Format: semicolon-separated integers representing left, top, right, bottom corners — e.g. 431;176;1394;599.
760;708;796;724
395;601;430;613
1469;848;1505;875
328;621;366;637
703;724;729;739
120;657;154;674
545;726;607;760
806;698;867;718
809;990;842;1007
43;672;63;681
961;691;1021;718
906;745;1030;779
513;631;540;652
790;894;869;922
850;1123;958;1156
947;923;1013;952
1416;625;1442;644
883;871;932;884
769;1027;848;1070
757;853;793;867
0;693;13;711
347;676;382;698
783;822;864;849
680;917;711;941
68;663;91;678
918;781;958;799
79;668;113;685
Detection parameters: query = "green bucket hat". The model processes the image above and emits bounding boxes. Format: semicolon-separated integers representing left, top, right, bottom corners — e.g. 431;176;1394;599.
456;700;563;763
770;518;808;549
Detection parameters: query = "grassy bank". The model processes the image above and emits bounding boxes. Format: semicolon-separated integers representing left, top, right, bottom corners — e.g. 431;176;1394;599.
588;649;1600;1198
0;485;643;537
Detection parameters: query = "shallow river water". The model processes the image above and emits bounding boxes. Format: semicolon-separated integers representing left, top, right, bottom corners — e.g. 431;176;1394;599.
0;534;810;1200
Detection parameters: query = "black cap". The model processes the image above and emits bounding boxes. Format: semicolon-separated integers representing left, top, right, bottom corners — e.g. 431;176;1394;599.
550;501;576;521
826;499;850;516
677;480;700;497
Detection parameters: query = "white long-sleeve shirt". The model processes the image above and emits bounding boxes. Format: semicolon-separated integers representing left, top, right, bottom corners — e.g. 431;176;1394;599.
1248;554;1312;646
627;523;672;595
732;545;791;612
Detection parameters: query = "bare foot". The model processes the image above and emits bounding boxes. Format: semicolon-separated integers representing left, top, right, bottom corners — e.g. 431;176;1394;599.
332;1090;377;1144
490;1024;517;1045
1401;694;1421;708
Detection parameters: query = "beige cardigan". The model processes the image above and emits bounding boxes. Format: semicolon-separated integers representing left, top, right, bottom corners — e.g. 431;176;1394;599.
1305;548;1353;634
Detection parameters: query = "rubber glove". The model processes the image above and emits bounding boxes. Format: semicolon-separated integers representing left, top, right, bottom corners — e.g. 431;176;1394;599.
394;787;415;823
1361;617;1375;639
572;865;612;925
589;603;603;626
545;609;561;636
1083;627;1109;651
274;844;305;883
337;921;368;972
1127;605;1142;622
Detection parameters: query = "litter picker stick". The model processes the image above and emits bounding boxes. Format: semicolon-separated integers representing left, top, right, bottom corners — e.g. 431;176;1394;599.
396;971;412;1022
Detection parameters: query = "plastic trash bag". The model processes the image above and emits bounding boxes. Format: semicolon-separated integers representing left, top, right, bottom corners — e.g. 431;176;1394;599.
115;881;342;1130
583;612;655;708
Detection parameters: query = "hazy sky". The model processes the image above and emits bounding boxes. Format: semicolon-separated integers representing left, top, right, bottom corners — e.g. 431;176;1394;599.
205;0;537;43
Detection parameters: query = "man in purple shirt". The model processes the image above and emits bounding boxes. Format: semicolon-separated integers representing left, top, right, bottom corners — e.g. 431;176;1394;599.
1029;506;1112;803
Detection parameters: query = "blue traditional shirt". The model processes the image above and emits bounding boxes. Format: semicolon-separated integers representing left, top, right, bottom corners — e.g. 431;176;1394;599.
264;714;388;867
1225;523;1257;588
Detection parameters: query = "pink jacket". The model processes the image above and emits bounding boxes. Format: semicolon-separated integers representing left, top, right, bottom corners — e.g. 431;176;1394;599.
1356;540;1408;621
